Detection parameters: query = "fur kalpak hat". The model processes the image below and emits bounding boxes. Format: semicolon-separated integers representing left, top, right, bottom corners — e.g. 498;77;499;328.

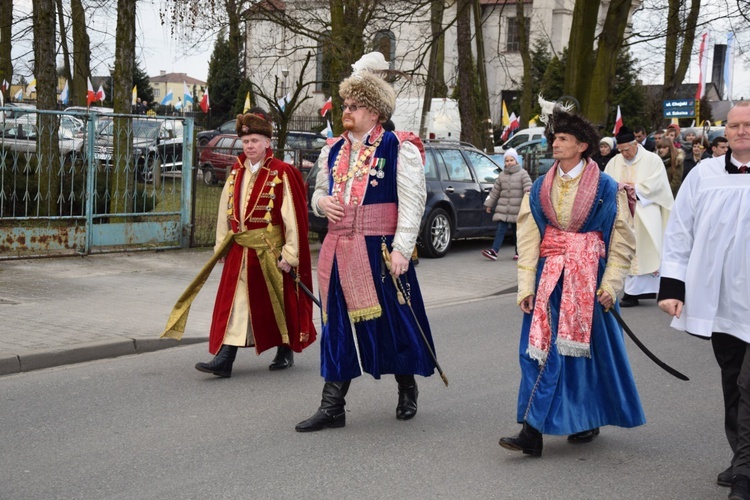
339;52;397;123
236;109;273;138
546;108;600;160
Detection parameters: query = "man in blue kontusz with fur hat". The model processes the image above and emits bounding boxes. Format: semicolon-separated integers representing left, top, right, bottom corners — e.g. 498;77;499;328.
499;104;645;458
295;52;438;432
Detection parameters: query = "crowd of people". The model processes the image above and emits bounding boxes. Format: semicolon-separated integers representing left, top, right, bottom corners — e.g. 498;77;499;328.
159;49;750;500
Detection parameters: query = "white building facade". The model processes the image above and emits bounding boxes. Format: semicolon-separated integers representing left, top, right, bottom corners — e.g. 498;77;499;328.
243;0;640;124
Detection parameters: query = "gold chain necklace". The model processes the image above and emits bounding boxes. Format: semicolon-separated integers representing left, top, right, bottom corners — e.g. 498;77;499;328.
331;135;383;185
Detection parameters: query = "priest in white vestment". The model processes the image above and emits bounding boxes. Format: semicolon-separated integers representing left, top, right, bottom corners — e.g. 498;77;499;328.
605;126;673;307
658;101;750;495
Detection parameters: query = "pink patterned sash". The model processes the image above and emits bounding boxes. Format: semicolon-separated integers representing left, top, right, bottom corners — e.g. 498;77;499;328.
528;226;605;363
318;203;398;323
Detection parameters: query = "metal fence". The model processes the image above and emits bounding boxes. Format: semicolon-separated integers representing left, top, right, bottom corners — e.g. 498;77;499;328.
0;108;193;259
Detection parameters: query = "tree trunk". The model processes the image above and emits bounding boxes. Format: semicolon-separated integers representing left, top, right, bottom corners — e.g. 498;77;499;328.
563;0;600;103
70;0;90;106
55;0;73;91
419;0;447;138
225;0;243;72
474;0;493;152
515;0;532;131
456;0;480;146
110;0;136;215
582;0;633;127
0;0;12;95
662;0;700;103
328;0;366;136
32;0;61;216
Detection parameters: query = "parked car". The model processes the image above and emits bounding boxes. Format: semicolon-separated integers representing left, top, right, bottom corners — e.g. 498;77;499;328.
198;134;242;185
199;131;328;186
2;102;36;119
680;126;726;143
306;139;504;258
94;117;184;182
488;138;555;179
197;120;236;147
496;126;546;151
0;114;84;159
276;131;327;175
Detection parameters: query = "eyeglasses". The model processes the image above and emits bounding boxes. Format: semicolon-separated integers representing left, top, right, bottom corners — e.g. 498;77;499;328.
340;103;363;113
693;145;705;150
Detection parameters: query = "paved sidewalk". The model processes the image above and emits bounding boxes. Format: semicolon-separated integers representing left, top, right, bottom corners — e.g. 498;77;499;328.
0;240;518;375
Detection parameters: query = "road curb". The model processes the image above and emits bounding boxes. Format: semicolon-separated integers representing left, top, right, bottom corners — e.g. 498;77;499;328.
4;337;207;376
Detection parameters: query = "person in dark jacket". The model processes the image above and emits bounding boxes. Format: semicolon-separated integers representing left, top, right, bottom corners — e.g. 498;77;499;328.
682;137;710;180
593;137;617;171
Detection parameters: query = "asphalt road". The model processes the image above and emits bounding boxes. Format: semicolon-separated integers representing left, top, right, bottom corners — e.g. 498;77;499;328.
0;292;729;499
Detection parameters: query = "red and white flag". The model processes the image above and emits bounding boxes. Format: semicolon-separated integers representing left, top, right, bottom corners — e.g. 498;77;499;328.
96;84;106;102
200;87;210;113
320;97;332;117
695;32;708;101
86;77;97;106
612;105;623;135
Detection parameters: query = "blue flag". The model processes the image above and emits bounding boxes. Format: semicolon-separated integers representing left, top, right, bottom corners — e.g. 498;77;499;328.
161;90;173;106
183;82;193;105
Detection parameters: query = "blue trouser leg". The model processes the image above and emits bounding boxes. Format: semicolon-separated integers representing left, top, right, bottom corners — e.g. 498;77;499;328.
492;221;509;252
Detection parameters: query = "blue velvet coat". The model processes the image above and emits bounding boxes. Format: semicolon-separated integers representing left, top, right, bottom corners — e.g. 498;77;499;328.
320;131;436;381
516;173;646;435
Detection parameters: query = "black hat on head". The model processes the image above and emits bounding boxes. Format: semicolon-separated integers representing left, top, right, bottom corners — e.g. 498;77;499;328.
546;108;600;159
616;126;636;145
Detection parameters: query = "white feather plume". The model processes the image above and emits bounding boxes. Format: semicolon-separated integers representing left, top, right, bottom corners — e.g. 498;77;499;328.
537;94;576;124
351;52;390;75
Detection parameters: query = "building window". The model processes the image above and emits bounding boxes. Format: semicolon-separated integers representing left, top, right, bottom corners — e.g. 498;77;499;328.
506;17;530;53
372;30;396;70
154;89;161;98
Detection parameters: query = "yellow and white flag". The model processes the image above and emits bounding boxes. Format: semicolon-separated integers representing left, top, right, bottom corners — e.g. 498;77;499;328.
243;92;252;113
132;86;137;106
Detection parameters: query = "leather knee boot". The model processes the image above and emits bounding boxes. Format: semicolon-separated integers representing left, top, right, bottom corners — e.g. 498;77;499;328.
195;345;238;378
295;380;351;432
269;345;294;371
395;374;418;421
499;422;544;457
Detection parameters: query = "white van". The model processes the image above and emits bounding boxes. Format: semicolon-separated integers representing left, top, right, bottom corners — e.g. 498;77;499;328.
498;127;546;151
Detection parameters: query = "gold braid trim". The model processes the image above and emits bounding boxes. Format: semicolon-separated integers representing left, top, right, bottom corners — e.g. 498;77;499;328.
348;305;383;323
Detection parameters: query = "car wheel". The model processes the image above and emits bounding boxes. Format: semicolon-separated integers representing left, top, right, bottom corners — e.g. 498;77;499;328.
420;207;452;258
202;167;216;185
198;137;210;147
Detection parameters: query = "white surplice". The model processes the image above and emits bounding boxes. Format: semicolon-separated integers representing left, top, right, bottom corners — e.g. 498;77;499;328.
660;155;750;340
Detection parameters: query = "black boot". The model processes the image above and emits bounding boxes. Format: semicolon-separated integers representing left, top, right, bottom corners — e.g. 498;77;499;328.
395;374;419;421
499;422;544;457
269;345;294;371
567;427;600;443
195;345;238;378
620;293;639;307
295;381;351;432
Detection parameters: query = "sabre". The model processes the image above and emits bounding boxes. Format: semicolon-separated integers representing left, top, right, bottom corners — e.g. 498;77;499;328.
609;306;689;381
381;242;449;387
261;234;321;308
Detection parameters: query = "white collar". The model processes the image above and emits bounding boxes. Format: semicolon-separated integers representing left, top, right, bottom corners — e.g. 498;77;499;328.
557;159;585;179
348;125;378;144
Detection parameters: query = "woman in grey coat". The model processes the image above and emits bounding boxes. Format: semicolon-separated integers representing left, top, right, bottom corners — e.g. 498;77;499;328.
482;148;532;261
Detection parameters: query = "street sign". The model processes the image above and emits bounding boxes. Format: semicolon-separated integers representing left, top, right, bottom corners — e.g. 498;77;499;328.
663;98;696;118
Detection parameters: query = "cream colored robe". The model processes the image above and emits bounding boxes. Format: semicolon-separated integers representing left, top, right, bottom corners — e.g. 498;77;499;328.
604;147;673;276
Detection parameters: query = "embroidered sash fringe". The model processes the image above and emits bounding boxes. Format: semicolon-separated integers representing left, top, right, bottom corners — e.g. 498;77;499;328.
527;224;606;364
318;203;398;323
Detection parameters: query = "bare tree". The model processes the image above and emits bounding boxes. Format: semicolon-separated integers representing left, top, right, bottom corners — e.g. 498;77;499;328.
514;0;532;130
456;0;480;146
661;0;700;103
32;0;61;216
0;0;12;92
55;0;73;90
110;0;136;215
563;0;599;103
581;0;634;127
70;0;91;107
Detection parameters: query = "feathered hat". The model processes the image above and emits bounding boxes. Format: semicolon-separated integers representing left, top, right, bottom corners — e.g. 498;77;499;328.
236;107;273;138
538;95;599;160
339;52;397;123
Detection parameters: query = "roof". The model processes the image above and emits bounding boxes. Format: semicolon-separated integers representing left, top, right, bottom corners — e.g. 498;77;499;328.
149;72;207;86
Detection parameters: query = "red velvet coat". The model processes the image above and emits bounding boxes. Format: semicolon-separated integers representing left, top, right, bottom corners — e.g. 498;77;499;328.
208;149;316;355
